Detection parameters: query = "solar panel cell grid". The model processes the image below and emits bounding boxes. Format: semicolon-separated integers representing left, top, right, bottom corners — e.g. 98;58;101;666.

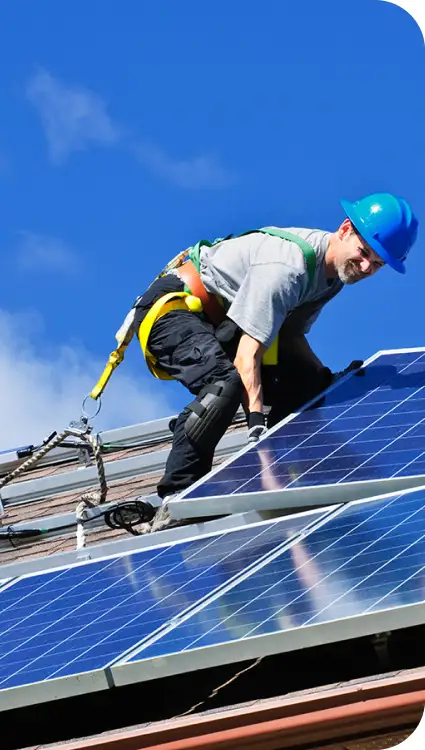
0;511;326;690
183;351;425;500
130;487;425;661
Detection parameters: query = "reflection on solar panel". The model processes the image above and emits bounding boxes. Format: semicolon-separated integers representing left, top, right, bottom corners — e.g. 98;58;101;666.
172;349;425;516
0;509;327;694
114;485;425;681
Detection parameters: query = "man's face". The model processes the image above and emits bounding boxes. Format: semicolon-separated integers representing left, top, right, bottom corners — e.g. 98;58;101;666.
334;219;385;285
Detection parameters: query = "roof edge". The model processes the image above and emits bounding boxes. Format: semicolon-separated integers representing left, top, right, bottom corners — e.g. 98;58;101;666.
41;669;425;750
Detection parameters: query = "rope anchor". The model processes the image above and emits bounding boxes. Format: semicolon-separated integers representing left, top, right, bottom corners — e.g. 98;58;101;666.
0;415;108;552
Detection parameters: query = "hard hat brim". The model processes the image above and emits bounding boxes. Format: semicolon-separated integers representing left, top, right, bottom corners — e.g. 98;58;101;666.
340;199;406;275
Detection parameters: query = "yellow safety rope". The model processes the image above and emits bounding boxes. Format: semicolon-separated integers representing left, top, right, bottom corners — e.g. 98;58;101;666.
90;346;129;400
90;306;136;400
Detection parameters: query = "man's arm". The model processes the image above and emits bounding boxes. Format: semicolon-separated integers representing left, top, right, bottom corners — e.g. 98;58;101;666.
234;332;266;414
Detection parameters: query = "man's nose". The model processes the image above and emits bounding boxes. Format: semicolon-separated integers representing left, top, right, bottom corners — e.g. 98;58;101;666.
359;257;372;274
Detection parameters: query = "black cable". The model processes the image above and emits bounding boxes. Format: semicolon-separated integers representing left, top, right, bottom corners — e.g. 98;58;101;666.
104;500;156;535
0;527;43;548
0;500;157;549
0;521;83;548
0;527;43;540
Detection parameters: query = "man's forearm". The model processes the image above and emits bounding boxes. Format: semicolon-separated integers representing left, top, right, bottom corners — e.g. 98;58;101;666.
234;333;266;414
234;354;263;413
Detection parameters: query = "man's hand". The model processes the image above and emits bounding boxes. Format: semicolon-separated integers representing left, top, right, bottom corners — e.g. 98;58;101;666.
247;412;268;442
332;360;364;383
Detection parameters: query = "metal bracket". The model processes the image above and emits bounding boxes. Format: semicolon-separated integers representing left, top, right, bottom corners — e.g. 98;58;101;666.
69;416;91;433
371;631;392;670
77;444;93;468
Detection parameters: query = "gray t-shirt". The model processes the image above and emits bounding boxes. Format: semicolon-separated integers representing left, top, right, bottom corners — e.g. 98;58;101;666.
199;228;343;348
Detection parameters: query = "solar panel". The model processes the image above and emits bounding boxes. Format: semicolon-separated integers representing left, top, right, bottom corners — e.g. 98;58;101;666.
0;508;328;707
113;484;425;686
170;349;425;518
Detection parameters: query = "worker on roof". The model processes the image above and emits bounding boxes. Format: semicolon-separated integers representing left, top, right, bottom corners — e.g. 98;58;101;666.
121;193;419;531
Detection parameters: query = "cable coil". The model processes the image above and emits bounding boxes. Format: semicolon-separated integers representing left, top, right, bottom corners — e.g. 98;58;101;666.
104;500;156;535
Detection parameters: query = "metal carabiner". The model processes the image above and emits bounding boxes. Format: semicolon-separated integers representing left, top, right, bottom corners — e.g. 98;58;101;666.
69;395;102;433
81;394;102;420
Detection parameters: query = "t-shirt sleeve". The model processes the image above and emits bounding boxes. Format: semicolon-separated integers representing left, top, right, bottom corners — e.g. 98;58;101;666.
225;262;306;347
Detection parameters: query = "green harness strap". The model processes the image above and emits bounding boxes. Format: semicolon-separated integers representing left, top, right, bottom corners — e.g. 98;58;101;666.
256;228;316;291
188;227;316;292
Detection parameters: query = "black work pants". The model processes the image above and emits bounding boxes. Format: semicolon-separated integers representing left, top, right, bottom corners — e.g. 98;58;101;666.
134;276;241;498
262;342;333;428
134;276;332;498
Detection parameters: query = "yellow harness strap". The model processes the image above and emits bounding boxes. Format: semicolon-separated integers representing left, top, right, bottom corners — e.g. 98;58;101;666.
91;292;204;398
139;292;203;379
262;335;279;366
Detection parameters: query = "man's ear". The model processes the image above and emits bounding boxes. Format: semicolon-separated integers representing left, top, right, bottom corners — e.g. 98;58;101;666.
338;218;352;239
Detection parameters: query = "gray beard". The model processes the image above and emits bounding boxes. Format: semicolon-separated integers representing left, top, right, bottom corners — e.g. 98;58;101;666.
337;261;364;285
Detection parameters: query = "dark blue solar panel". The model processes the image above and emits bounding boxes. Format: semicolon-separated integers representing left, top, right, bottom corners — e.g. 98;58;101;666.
0;510;326;690
129;485;425;660
183;350;425;500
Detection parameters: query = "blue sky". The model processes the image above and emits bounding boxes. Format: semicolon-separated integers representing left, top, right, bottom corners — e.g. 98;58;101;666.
0;0;423;448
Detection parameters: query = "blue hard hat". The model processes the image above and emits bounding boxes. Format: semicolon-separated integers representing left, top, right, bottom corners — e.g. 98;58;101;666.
340;193;418;274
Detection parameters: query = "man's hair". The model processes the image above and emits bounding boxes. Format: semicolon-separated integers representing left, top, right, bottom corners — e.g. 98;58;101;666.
349;221;366;243
348;220;378;258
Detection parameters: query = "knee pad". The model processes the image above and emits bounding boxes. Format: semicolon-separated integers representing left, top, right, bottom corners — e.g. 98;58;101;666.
185;376;242;453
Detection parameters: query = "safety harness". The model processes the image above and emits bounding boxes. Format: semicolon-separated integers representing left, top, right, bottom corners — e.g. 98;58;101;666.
90;228;317;398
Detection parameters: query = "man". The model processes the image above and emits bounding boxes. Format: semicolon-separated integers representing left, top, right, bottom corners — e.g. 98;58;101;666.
133;193;418;530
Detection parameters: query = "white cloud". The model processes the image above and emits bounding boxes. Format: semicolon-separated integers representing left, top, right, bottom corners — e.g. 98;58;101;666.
16;231;81;274
136;143;235;189
26;69;120;164
0;309;175;450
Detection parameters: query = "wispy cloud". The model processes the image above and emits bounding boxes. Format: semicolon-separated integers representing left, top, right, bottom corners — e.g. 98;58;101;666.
0;309;175;449
26;69;120;164
136;143;236;189
26;68;235;188
15;231;81;275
